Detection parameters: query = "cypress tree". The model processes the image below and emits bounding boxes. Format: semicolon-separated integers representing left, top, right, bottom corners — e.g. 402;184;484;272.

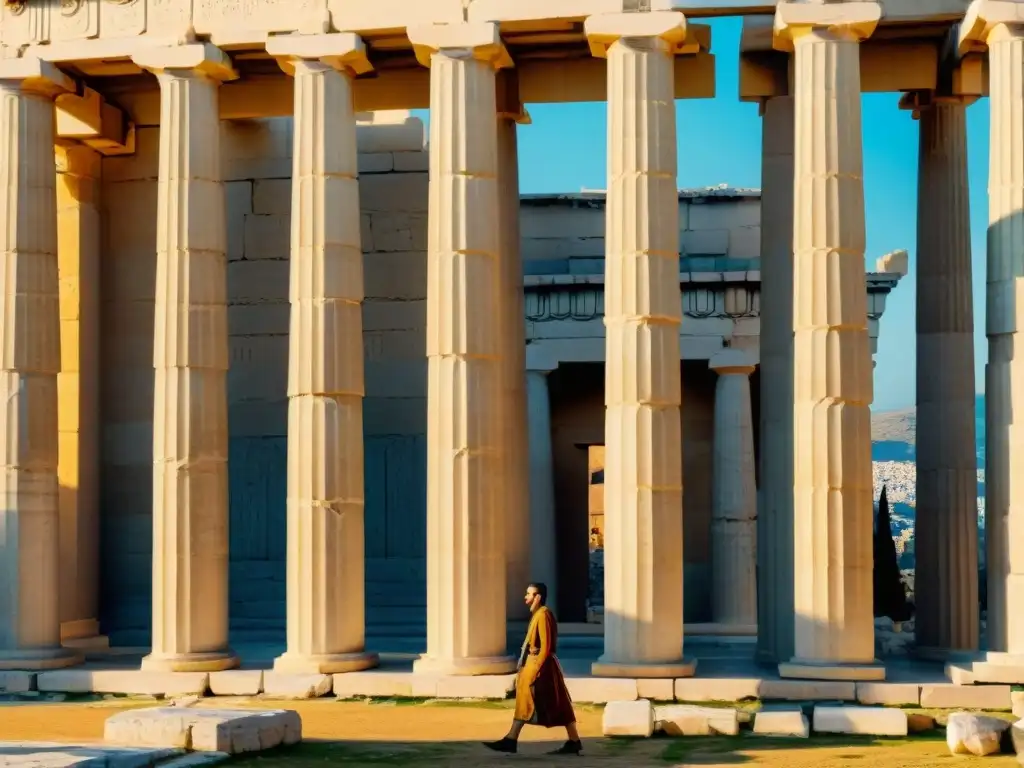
873;485;913;623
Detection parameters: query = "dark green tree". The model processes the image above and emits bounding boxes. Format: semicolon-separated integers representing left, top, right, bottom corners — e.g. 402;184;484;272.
873;486;913;622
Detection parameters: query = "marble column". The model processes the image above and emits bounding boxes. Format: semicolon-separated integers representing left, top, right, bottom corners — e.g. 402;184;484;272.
265;34;379;675
960;1;1024;681
0;59;83;671
131;44;239;673
497;71;531;622
527;369;558;612
709;350;758;628
585;11;695;678
55;143;105;649
407;22;516;676
774;2;884;681
912;97;979;659
756;94;796;664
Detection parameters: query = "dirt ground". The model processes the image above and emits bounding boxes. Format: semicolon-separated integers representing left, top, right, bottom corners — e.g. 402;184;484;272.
0;698;1019;767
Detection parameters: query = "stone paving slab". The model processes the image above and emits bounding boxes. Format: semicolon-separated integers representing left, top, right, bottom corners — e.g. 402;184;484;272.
36;672;208;697
0;673;36;693
104;707;301;755
0;742;182;768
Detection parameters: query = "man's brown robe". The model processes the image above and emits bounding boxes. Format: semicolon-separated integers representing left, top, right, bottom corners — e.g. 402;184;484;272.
513;606;576;727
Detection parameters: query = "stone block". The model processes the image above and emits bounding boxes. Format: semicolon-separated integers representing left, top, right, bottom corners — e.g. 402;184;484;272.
1012;690;1024;718
674;677;759;702
364;252;427;300
759;680;856;701
919;684;1012;710
752;708;809;738
946;712;1012;756
654;705;739;736
566;677;637;703
359;174;428;213
0;742;184;768
358;153;394;174
856;682;920;706
104;707;301;754
367;212;428;253
393;151;430;172
251;179;290;215
333;671;414;699
36;671;209;696
681;229;729;256
602;700;654;737
242;215;290;260
907;713;937;733
208;671;263;697
636;679;674;701
261;673;332;699
355;120;425;154
812;706;908;737
688;199;759;230
727;225;761;259
228;260;290;304
434;675;515;699
0;671;36;692
226;181;252;262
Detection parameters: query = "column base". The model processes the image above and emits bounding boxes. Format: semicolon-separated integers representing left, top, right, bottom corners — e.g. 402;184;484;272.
779;659;885;681
140;649;240;673
0;647;84;671
591;657;698;679
274;650;380;675
969;651;1024;684
412;654;517;676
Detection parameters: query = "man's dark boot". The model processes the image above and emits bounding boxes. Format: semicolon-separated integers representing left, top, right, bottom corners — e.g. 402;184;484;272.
548;740;582;755
483;737;518;754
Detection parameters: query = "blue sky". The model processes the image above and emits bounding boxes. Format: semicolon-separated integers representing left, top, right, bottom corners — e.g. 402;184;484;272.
415;17;990;412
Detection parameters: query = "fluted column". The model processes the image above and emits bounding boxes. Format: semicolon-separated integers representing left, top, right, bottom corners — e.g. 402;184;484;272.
0;59;83;671
585;11;695;678
710;350;758;628
527;369;558;611
265;34;379;675
756;94;796;664
131;44;238;673
497;71;531;622
911;97;979;659
960;2;1024;680
55;143;105;649
407;22;516;676
774;2;884;681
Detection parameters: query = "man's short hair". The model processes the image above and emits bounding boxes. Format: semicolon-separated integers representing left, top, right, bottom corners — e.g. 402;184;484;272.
529;582;548;605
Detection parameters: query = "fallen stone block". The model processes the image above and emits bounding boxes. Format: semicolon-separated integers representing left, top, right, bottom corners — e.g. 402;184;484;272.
261;673;332;699
566;677;637;703
36;671;209;697
0;742;183;768
333;671;414;699
856;682;919;706
654;705;739;736
104;707;302;754
0;671;35;693
946;712;1012;756
602;700;654;737
920;684;1012;710
1010;720;1024;759
907;713;937;733
752;708;809;738
812;706;908;737
209;671;263;697
1012;690;1024;718
674;678;760;702
435;674;515;700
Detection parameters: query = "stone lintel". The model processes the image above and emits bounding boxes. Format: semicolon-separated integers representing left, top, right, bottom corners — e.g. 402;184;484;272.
55;86;135;156
584;11;688;58
772;1;883;53
496;69;529;124
959;0;1024;54
0;57;74;97
406;22;511;70
265;32;373;76
709;348;756;375
131;43;239;82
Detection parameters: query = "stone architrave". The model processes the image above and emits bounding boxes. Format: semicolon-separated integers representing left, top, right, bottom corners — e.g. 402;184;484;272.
0;58;83;672
265;34;379;675
756;94;796;664
585;11;696;679
130;44;240;673
709;349;758;628
407;22;516;676
908;94;979;659
773;1;886;681
497;71;532;622
959;0;1024;682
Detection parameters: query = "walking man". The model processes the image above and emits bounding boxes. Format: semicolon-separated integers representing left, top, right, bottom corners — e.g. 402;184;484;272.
483;582;582;756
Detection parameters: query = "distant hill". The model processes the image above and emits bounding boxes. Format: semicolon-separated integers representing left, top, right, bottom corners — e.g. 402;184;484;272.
870;395;984;465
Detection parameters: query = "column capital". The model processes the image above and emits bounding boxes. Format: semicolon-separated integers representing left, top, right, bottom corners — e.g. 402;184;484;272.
266;32;373;76
407;22;511;70
131;43;238;82
772;1;882;53
56;86;135;156
584;11;687;58
959;0;1024;53
0;57;74;97
710;348;756;376
897;90;977;119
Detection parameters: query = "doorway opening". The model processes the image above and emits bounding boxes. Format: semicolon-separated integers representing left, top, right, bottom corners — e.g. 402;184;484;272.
587;445;605;623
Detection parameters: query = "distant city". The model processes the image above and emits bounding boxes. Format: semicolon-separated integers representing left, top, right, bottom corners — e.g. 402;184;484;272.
871;394;986;569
